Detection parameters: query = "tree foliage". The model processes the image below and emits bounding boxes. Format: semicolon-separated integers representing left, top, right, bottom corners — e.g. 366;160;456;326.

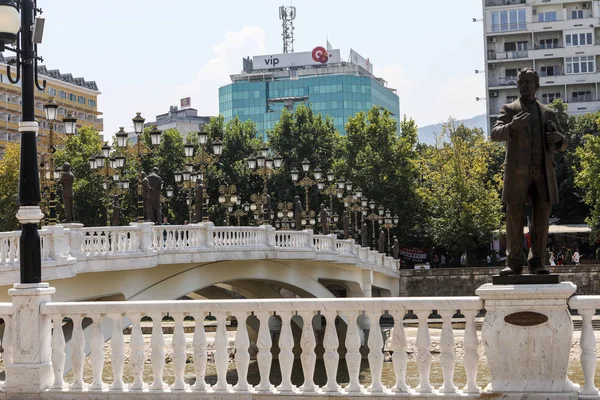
0;142;20;231
418;119;503;253
268;104;342;210
337;108;420;243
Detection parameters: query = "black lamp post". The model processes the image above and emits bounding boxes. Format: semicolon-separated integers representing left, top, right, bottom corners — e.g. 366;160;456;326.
0;0;48;283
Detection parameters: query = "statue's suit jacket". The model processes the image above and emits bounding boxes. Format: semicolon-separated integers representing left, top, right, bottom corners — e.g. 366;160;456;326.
491;98;567;204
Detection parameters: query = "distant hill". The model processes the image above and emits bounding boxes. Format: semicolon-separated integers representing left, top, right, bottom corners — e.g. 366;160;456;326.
417;114;487;145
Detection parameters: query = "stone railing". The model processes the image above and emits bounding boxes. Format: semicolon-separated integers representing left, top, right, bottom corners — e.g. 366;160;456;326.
40;297;483;396
568;295;600;397
0;223;399;285
0;282;596;398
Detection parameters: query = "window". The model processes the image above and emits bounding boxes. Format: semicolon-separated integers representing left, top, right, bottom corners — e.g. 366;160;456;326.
504;41;528;52
58;90;66;99
506;95;518;103
492;9;526;32
505;68;518;78
538;11;557;22
571;10;584;19
565;32;593;46
68;93;76;102
541;93;561;104
77;96;86;104
539;38;559;49
566;56;595;74
88;99;96;107
540;65;559;76
48;87;56;96
571;90;592;102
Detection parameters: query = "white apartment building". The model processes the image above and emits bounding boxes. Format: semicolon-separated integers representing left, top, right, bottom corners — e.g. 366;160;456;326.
482;0;600;132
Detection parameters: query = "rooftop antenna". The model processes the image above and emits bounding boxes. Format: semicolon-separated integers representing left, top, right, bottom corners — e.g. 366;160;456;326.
279;5;296;53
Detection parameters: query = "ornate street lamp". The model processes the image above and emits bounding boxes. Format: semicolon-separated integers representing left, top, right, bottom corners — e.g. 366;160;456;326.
62;113;77;135
42;98;59;224
247;142;282;222
0;0;49;282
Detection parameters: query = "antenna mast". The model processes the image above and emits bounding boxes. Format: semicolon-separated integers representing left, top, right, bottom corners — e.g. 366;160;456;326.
279;5;296;53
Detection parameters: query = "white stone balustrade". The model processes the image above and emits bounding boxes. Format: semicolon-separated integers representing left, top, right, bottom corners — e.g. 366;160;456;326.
37;297;482;396
569;295;600;398
0;285;594;398
0;223;400;285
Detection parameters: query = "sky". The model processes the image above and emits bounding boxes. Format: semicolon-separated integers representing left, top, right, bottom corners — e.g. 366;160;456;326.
39;0;486;137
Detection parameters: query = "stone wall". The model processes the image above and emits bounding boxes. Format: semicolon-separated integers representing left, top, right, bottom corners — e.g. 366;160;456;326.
399;265;600;296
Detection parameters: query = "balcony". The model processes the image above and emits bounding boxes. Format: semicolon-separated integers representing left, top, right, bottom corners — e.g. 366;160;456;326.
488;50;529;60
567;98;600;114
528;16;599;35
489;76;518;87
485;0;525;6
489;24;528;34
529;44;600;60
540;71;600;86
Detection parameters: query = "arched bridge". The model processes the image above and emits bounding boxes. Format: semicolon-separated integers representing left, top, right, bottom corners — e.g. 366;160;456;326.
0;222;400;302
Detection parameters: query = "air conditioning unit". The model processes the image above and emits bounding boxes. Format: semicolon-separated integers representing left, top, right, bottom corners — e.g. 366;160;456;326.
583;2;591;9
489;64;496;70
490;90;499;98
488;37;497;43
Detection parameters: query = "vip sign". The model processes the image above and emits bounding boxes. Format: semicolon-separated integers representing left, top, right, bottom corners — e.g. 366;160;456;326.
253;47;341;70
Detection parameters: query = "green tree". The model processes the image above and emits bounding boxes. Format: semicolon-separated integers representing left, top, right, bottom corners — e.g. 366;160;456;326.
418;119;503;256
0;142;20;231
54;126;105;226
268;104;342;212
548;99;588;224
575;128;600;241
338;108;420;243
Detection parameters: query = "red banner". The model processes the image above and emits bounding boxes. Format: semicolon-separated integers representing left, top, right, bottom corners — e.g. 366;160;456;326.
399;246;428;262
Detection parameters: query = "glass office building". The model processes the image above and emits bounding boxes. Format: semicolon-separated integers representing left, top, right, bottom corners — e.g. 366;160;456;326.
219;53;400;138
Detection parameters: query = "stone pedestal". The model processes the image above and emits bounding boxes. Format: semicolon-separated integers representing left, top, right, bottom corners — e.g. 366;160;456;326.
7;283;56;394
476;282;578;399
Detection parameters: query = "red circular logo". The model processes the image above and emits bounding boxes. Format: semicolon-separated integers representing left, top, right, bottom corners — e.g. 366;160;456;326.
312;46;329;64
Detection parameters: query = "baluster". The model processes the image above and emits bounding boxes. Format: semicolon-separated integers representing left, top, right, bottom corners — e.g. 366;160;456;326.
344;310;363;393
367;311;384;393
9;237;17;264
110;313;125;390
322;310;340;392
70;315;85;389
89;316;105;390
580;309;599;395
150;313;166;390
277;311;295;392
390;310;409;393
129;314;145;390
462;309;480;393
255;311;272;392
0;316;10;387
170;313;187;390
233;312;250;392
415;310;432;393
191;313;208;391
0;238;7;267
50;315;66;389
213;312;230;391
299;311;317;393
439;310;457;393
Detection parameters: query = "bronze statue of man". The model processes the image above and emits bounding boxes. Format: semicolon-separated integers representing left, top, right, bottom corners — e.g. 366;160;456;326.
491;67;568;275
141;172;151;221
319;203;329;235
294;195;302;230
378;229;385;254
343;211;350;239
392;236;400;259
56;162;75;222
361;221;368;248
146;167;163;224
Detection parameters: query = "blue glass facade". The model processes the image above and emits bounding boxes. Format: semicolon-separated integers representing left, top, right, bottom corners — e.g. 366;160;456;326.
219;74;400;138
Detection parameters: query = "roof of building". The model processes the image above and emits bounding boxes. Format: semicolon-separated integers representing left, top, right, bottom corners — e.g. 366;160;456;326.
0;54;99;91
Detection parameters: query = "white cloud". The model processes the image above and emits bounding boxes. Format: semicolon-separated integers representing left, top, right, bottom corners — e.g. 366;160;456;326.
172;26;266;116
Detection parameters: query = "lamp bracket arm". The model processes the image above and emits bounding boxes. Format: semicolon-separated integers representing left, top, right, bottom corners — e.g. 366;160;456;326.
6;34;21;84
34;44;46;91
